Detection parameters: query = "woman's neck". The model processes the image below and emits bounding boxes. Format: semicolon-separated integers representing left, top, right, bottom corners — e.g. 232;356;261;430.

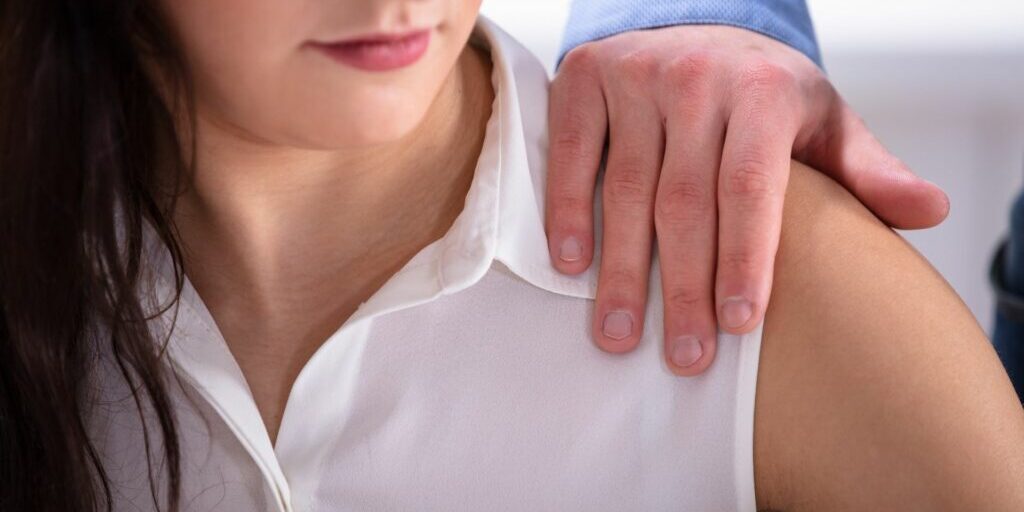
168;42;493;332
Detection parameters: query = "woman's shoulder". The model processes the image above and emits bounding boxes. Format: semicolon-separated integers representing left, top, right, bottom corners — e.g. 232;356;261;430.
754;161;1024;510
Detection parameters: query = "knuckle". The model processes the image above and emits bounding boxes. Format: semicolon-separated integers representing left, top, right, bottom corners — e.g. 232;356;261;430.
604;166;654;209
549;129;590;168
614;50;659;86
654;179;712;227
602;268;643;298
719;250;759;277
662;53;718;101
664;51;716;82
738;61;797;93
724;158;776;201
560;42;600;75
547;193;591;224
665;287;707;314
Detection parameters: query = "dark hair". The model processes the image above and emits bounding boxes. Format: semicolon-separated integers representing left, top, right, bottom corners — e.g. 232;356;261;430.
1;1;196;510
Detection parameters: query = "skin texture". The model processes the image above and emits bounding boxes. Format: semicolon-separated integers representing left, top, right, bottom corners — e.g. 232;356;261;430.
155;0;489;444
152;3;1024;505
754;161;1024;510
544;24;952;377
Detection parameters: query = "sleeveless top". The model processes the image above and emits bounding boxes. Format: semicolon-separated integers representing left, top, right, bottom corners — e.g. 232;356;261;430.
85;16;765;512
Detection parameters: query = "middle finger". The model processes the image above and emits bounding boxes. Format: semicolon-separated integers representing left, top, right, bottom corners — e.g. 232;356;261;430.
592;85;664;353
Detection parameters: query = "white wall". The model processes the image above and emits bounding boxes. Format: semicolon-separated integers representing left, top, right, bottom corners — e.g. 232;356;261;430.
480;0;1024;331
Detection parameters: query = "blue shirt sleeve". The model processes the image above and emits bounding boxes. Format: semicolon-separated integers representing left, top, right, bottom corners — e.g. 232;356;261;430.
559;0;823;69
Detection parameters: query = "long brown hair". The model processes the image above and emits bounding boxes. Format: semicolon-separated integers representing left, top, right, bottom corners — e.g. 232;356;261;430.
1;1;196;510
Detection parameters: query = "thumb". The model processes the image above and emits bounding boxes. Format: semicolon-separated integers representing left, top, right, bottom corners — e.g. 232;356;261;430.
798;100;950;230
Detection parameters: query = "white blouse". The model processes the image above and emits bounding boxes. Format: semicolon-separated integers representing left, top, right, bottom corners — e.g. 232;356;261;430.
87;16;765;512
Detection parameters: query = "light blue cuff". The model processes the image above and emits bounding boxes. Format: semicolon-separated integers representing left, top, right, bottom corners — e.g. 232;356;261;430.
558;0;823;70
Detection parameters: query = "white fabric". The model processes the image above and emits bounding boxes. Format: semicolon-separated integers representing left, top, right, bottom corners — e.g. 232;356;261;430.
86;16;764;512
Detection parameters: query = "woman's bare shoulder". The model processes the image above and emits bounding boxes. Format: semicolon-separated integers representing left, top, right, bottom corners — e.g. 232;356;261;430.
753;161;1024;511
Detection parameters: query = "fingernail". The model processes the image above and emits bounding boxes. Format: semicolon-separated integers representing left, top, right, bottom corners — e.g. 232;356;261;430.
670;335;703;368
602;311;633;340
721;296;753;329
559;236;583;262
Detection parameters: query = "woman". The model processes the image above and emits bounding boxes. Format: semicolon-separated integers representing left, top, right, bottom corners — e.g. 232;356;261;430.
1;0;1022;511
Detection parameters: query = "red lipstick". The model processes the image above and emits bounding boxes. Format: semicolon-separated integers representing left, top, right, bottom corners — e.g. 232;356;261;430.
310;30;431;72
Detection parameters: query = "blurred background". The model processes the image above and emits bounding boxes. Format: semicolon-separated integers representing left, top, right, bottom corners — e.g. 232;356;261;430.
480;0;1024;333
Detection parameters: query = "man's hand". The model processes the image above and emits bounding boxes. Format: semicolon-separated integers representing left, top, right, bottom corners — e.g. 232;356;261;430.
544;24;950;376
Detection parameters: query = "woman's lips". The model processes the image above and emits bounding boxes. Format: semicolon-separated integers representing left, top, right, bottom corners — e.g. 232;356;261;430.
310;30;431;72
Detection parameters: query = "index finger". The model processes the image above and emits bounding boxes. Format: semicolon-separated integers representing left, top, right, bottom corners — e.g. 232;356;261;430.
545;47;608;275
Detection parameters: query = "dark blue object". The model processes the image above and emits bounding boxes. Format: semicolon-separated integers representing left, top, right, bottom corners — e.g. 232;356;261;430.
991;188;1024;404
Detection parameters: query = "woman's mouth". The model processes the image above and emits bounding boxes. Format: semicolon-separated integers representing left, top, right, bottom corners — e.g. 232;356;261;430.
308;30;431;72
